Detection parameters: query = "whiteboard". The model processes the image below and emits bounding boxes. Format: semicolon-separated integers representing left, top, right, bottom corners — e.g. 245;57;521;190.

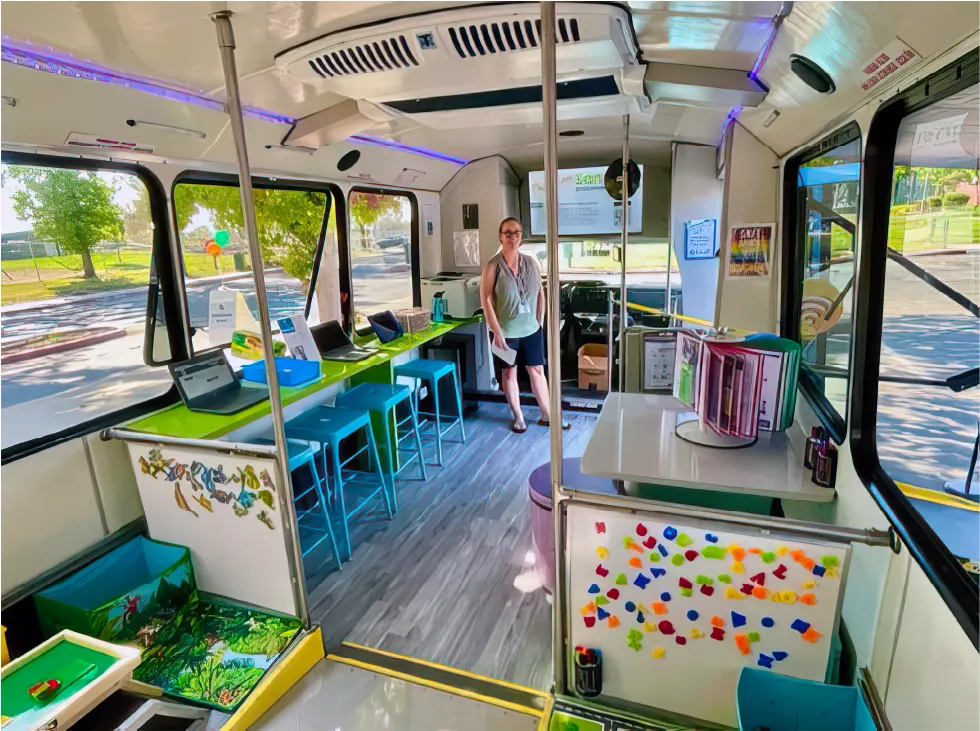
567;504;849;727
127;443;297;617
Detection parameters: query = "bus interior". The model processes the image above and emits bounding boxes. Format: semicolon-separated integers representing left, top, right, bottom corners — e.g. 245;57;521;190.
0;2;977;730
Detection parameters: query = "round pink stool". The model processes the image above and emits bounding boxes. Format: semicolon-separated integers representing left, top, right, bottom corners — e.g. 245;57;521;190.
528;457;616;593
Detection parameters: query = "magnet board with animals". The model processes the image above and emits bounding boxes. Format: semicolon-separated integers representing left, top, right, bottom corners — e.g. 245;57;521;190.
128;443;296;617
567;504;849;727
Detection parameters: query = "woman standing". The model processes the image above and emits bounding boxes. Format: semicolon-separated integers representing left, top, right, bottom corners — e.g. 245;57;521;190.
480;217;569;433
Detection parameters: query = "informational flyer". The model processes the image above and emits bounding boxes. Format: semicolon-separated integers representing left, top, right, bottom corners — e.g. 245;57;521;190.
685;219;717;259
529;165;644;236
726;223;773;277
277;314;320;362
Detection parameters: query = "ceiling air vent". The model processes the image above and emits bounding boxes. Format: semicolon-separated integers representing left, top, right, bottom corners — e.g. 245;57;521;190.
306;35;419;78
446;17;580;58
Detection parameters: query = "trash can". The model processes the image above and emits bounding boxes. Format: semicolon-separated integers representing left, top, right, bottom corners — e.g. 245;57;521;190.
528;458;616;593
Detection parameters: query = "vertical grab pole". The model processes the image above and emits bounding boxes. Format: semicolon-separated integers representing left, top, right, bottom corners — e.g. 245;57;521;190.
211;11;309;626
606;288;615;393
541;1;567;696
618;115;630;388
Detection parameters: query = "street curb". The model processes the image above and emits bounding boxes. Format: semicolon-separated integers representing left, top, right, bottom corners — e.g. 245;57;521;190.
1;327;127;364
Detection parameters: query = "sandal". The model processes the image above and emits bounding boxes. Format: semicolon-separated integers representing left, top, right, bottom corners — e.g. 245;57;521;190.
537;418;571;431
512;419;528;433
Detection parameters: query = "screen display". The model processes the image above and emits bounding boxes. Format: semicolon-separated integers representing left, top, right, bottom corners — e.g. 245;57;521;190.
173;355;235;401
528;165;644;236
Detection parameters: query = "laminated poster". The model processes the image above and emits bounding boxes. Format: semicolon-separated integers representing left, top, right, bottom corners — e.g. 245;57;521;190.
453;230;480;267
726;223;773;278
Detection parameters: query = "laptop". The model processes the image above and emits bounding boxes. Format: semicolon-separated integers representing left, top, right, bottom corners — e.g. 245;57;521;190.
311;321;379;362
169;351;269;415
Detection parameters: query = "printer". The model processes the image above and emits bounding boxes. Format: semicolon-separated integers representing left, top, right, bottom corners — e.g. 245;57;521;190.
420;272;482;318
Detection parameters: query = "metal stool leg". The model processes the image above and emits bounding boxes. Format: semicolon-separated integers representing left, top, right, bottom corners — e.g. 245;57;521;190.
330;444;352;561
307;455;341;571
408;396;428;481
452;368;466;443
432;375;444;466
366;426;394;519
380;408;397;512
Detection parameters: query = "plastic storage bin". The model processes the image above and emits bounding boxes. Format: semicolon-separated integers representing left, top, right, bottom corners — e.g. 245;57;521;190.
241;357;321;387
736;668;876;731
34;537;196;643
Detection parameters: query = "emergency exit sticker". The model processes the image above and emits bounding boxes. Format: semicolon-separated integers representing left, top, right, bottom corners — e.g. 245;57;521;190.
857;38;920;92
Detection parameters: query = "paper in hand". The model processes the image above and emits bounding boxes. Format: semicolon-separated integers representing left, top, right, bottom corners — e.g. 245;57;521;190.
492;340;518;366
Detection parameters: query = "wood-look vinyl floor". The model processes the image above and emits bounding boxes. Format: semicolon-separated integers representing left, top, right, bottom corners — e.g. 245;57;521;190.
296;402;597;691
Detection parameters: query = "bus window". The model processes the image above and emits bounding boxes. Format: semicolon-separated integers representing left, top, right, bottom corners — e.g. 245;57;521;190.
876;82;979;546
785;125;861;440
0;161;173;450
172;180;329;352
347;189;418;329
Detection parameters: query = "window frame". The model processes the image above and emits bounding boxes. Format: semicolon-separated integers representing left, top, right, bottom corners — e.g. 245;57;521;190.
169;170;341;353
345;186;421;335
851;48;979;650
0;151;186;464
780;121;862;445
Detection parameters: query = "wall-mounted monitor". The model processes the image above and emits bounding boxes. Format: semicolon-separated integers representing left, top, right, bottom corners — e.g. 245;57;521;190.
528;165;644;236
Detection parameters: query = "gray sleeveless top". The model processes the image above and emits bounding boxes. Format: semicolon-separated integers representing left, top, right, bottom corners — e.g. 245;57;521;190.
490;250;541;338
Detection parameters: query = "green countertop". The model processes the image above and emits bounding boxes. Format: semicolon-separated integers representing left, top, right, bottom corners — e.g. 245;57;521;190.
124;320;476;441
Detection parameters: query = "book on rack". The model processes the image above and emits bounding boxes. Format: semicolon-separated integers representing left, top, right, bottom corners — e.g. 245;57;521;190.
672;330;800;437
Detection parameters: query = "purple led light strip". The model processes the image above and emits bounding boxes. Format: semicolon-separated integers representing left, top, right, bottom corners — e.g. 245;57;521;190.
349;134;468;165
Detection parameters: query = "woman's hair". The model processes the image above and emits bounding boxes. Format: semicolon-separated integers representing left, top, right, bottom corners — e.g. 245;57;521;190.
498;217;523;235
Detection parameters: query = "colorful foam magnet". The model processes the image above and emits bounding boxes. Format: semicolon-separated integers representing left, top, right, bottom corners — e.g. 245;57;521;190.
734;633;752;656
726;587;745;600
731;612;747;628
596;546;610;559
701;545;726;560
652;647;666;659
718;574;732;584
615;574;628;586
636;523;648;536
628;628;643;651
663;526;678;540
643;536;658;549
623;536;635;549
826;567;840;578
607;588;621;600
761;551;777;564
777;546;789;556
687;609;699;621
752;586;769;600
791;619;810;634
710;627;725;641
596;564;610;577
772;591;797;604
773;564;788;580
773;651;789;661
695;574;714;585
729;544;747;561
802;580;817;589
676;533;693;547
758;653;774;669
791;549;805;562
625;601;637;612
584;616;596;628
731;561;745;574
581;602;597;616
628;557;643;569
588;584;600;594
660;591;672;602
629;542;645;554
649;552;661;563
675;635;687;646
801;627;822;643
651;568;667;578
608;615;621;628
802;557;816;571
597;607;610;620
750;572;766;586
700;585;715;597
653;602;668;615
595;522;606;534
822;555;840;568
800;593;817;606
681;588;693;597
678;577;693;589
595;595;609;606
672;554;685;567
692;628;705;639
684;550;699;562
748;548;762;555
705;533;719;543
658;544;669;557
645;622;657;633
633;573;651;589
740;583;755;595
711;616;725;628
761;617;775;628
658;621;675;635
636;611;646;624
748;632;761;643
813;565;827;577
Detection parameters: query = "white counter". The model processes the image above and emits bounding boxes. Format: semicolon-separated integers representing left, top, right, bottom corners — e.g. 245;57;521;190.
581;393;834;503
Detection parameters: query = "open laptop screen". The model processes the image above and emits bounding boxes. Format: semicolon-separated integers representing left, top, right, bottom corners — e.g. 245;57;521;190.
172;353;236;401
311;321;352;354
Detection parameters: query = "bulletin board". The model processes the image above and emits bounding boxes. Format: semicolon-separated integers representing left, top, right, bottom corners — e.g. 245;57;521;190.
127;443;297;617
566;504;849;727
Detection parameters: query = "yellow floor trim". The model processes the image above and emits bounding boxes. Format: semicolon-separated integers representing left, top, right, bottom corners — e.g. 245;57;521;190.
341;641;551;700
327;651;545;720
897;481;979;512
221;626;325;731
538;693;554;731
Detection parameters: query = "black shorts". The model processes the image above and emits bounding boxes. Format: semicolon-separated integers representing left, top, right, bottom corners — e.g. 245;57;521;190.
494;327;545;369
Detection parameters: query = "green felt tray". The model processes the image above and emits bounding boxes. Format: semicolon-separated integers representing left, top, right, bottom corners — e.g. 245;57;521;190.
125;320;475;440
1;640;115;718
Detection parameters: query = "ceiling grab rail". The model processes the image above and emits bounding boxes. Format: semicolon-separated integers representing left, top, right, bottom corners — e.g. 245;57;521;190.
210;10;310;627
541;0;567;697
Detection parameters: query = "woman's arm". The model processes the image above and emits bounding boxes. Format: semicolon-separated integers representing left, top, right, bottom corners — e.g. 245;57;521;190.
480;261;506;342
532;255;545;327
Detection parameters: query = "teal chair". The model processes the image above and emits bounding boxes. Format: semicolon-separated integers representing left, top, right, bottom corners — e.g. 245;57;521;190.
335;382;427;513
254;436;342;571
284;405;393;561
393;359;466;466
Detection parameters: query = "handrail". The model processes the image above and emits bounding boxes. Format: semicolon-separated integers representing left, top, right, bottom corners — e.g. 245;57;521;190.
102;427;278;458
623;301;715;329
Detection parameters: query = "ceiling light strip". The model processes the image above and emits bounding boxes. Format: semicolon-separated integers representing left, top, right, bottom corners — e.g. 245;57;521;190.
348;134;468;165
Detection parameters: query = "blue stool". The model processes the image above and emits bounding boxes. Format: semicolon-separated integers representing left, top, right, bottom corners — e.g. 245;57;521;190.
394;359;466;466
254;437;342;571
285;405;393;561
335;382;427;512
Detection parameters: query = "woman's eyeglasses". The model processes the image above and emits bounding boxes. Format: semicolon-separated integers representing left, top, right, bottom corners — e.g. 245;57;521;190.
501;230;522;237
